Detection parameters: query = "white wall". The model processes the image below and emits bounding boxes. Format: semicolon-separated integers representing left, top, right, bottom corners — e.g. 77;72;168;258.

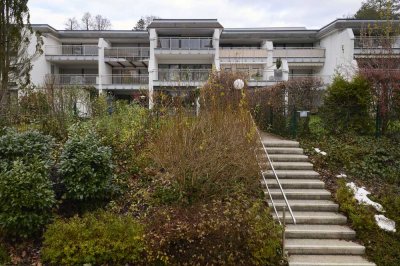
30;33;61;86
317;28;356;81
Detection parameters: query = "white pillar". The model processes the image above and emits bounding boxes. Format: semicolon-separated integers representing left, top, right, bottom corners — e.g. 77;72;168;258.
262;40;274;81
98;38;111;94
213;29;221;71
282;59;289;81
148;29;158;109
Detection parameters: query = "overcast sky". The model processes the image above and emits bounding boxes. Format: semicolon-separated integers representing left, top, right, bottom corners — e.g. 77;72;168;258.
28;0;363;30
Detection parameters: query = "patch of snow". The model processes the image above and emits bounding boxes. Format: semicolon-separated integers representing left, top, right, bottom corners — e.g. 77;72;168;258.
375;215;396;232
336;173;347;178
346;182;385;212
314;148;327;156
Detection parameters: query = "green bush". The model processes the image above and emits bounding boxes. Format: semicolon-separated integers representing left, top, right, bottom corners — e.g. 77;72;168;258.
92;98;154;175
145;196;283;265
0;128;54;167
58;124;114;201
0;158;55;238
42;211;146;265
321;75;373;134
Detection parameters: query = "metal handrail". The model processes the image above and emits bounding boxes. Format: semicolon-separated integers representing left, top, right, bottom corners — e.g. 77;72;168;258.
273;47;324;50
157;37;213;50
104;47;150;59
45;45;99;56
252;117;296;225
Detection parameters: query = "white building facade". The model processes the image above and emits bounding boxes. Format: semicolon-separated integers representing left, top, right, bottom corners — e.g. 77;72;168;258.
29;19;394;107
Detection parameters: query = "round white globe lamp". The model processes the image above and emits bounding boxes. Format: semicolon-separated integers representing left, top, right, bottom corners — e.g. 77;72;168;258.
233;79;245;90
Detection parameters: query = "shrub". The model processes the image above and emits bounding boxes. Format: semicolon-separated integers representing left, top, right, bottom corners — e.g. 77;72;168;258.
0;128;54;167
321;75;373;134
42;211;146;265
0;158;55;238
145;196;283;265
91;98;153;175
58;124;114;201
150;109;259;204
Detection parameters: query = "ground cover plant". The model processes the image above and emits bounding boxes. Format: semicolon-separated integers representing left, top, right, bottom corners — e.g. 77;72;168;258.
0;72;284;265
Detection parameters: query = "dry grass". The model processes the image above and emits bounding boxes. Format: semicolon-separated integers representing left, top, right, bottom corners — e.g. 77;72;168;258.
149;71;260;203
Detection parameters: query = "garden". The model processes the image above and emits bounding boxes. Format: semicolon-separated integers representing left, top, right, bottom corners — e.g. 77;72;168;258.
0;72;284;265
250;74;400;266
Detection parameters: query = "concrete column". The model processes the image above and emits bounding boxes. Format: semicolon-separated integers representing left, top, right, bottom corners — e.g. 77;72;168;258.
213;29;221;71
262;40;274;80
148;29;158;109
98;38;111;94
282;59;289;81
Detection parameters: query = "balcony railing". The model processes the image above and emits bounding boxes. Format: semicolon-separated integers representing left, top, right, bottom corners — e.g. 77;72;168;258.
46;74;97;85
273;47;326;58
158;69;211;82
45;45;99;56
354;37;400;55
102;74;149;85
157;37;213;50
105;47;150;60
219;47;268;58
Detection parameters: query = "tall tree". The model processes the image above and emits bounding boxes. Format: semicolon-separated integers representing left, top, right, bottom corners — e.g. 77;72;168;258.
81;12;94;30
0;0;42;110
133;15;160;30
354;0;400;19
93;15;111;30
64;17;79;30
357;5;400;135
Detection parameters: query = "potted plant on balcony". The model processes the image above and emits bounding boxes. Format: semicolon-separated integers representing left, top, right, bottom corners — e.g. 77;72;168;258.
274;57;283;80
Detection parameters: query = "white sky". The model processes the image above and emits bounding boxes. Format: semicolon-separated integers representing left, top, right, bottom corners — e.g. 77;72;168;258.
28;0;363;30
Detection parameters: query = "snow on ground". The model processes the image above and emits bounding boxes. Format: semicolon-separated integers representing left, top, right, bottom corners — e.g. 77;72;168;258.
375;215;396;232
346;182;385;212
314;147;327;156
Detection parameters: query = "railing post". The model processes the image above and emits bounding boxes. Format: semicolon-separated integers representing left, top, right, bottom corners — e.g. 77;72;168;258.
282;206;286;252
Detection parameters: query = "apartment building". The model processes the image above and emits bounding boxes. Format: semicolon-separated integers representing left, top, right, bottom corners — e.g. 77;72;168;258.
29;19;398;108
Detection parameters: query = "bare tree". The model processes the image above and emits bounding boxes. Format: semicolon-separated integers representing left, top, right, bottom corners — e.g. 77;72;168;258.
133;15;160;30
357;7;400;134
93;15;111;30
64;17;79;30
81;12;94;30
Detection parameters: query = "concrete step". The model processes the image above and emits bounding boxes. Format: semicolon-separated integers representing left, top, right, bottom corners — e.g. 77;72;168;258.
269;154;309;162
273;162;314;170
262;179;326;189
263;140;300;148
267;147;304;154
273;211;347;225
285;239;366;255
264;170;320;179
266;189;331;200
286;225;356;239
289;255;376;266
267;199;339;212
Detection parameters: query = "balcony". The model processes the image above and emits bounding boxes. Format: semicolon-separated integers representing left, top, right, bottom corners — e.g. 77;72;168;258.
288;74;331;83
354;37;400;57
104;47;150;67
155;37;215;58
45;45;98;63
46;74;97;86
46;74;149;90
219;47;269;64
273;48;326;66
155;69;210;87
101;74;149;90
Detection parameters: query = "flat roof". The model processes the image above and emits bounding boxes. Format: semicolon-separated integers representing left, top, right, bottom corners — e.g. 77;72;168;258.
148;19;223;29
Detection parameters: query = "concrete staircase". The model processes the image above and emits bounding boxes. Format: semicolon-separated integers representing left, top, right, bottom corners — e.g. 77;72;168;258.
261;137;375;266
